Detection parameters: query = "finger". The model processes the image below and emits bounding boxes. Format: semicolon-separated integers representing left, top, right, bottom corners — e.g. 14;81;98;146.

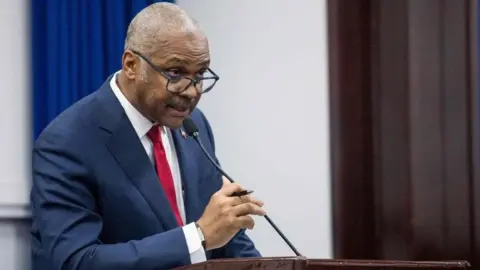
220;182;244;196
233;215;255;230
230;195;264;207
242;195;264;207
232;202;266;216
219;195;248;208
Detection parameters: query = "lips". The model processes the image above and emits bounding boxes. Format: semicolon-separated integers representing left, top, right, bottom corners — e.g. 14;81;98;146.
167;104;189;112
166;104;190;117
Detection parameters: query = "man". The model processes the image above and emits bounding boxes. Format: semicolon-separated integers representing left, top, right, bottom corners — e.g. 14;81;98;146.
30;3;264;270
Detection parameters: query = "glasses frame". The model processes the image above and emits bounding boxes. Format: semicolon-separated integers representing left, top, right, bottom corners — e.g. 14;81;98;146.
130;50;219;94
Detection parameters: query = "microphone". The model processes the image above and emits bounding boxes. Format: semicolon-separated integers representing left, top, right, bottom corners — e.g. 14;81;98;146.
182;117;302;257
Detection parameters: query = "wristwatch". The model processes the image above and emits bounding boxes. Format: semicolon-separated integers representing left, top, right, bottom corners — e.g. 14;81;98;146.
195;222;206;250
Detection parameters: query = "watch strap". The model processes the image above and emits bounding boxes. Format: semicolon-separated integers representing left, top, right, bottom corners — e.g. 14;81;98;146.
195;222;206;250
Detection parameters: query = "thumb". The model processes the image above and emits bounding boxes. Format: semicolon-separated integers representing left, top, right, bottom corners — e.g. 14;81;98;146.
222;176;231;186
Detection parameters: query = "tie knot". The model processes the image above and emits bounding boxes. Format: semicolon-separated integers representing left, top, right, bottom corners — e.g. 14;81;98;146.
147;125;162;144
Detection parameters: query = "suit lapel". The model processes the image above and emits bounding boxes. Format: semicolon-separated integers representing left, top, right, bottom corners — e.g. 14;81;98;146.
106;115;179;230
96;77;179;230
171;129;201;223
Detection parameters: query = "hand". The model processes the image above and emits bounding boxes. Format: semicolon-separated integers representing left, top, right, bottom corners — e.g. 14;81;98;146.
196;179;265;251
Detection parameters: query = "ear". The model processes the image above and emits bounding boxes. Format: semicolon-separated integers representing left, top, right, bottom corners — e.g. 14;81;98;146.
122;50;138;80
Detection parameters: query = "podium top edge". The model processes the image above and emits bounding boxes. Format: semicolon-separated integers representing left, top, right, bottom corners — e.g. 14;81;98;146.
207;257;471;266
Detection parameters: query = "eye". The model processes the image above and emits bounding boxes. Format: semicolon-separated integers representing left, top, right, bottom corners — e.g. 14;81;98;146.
196;69;207;78
166;69;182;77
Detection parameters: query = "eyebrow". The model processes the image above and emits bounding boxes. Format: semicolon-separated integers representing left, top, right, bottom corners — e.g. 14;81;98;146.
164;57;210;67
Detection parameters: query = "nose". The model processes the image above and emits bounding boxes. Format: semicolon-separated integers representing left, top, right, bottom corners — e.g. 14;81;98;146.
179;82;200;99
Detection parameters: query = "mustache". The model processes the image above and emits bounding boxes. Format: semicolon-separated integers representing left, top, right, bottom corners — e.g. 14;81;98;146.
165;97;195;109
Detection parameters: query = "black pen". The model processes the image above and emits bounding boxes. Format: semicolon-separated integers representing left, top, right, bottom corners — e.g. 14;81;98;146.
232;190;254;197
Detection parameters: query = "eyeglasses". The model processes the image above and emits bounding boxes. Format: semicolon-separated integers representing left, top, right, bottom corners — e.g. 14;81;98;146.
131;50;219;94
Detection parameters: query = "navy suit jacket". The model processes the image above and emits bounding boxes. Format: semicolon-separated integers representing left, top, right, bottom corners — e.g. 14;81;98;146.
30;75;260;270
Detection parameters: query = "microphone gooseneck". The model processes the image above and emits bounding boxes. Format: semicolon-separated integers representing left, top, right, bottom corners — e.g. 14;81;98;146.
182;117;302;257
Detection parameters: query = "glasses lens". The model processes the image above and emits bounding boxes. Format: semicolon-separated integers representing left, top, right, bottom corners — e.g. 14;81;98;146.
166;70;217;93
198;69;217;93
200;78;216;93
167;77;191;93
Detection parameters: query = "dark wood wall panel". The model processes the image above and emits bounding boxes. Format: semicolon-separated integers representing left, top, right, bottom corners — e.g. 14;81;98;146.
408;0;445;260
373;0;411;260
327;0;377;259
470;0;480;266
441;0;473;262
328;0;478;266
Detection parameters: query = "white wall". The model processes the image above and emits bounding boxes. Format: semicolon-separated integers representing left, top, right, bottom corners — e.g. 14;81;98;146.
177;0;332;259
0;0;31;209
0;0;31;269
0;220;30;270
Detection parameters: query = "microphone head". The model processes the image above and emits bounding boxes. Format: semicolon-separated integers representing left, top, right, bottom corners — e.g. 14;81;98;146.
182;117;199;137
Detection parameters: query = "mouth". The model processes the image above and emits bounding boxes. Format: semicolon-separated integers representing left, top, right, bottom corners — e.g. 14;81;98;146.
166;104;190;117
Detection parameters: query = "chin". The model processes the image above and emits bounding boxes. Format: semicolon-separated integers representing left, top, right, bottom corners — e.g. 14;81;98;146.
161;117;186;129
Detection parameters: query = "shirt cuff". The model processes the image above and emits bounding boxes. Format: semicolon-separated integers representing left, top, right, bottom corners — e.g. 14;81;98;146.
182;222;207;264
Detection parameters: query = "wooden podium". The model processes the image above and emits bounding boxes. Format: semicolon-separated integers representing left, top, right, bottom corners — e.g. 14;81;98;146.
173;257;470;270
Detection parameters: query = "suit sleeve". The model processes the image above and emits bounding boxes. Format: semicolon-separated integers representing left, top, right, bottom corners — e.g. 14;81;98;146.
197;111;262;259
31;132;191;270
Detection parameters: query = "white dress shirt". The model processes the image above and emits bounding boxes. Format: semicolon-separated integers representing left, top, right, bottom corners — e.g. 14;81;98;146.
110;71;206;264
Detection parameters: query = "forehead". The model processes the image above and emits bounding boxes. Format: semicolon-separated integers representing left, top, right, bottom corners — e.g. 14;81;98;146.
154;32;210;64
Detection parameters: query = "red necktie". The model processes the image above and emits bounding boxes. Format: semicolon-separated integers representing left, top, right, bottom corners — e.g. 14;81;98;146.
147;125;183;226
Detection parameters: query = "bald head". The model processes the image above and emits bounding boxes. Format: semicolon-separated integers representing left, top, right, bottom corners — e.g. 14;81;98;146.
124;2;205;57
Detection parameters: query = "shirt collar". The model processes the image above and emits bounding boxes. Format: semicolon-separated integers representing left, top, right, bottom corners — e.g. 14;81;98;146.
110;71;155;139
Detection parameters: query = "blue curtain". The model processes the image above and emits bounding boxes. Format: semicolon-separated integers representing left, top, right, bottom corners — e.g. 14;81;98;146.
31;0;174;138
